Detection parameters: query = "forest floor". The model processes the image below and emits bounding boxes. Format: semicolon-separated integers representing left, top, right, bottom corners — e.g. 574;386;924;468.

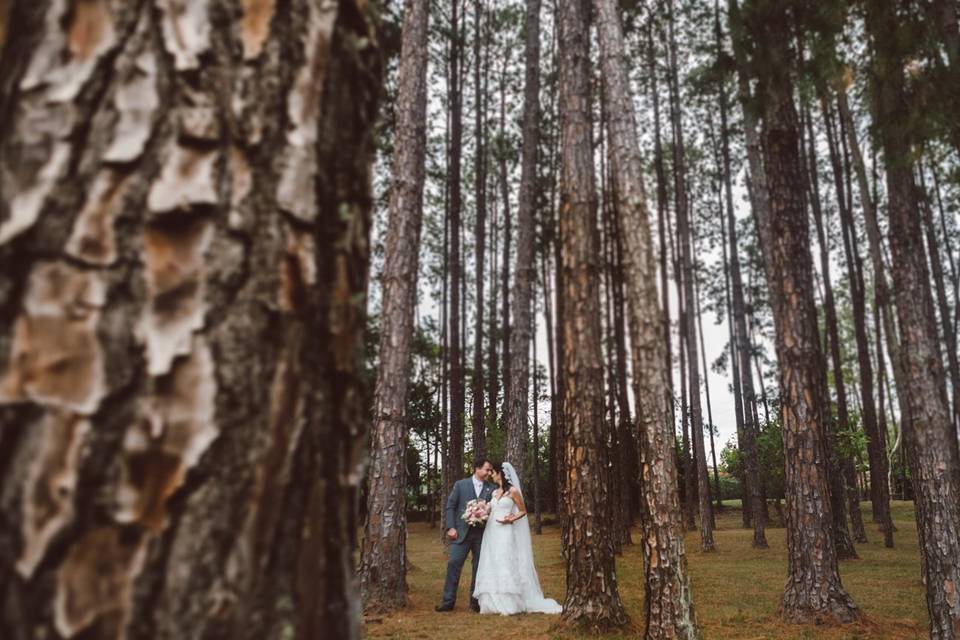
362;500;927;639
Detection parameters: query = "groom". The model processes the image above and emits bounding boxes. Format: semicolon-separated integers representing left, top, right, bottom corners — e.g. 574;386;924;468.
436;457;495;613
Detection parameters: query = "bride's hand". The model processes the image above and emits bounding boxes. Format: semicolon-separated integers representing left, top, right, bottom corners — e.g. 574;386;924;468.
497;516;513;525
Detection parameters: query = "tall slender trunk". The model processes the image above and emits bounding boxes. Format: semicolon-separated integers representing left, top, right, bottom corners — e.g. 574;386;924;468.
471;0;487;460
557;0;628;630
716;0;766;544
0;3;381;637
867;3;960;634
647;24;676;449
917;165;960;436
835;82;914;477
447;0;465;503
499;46;513;417
505;0;541;481
741;1;860;623
677;164;715;549
799;102;862;554
694;244;722;515
827;89;893;545
595;0;700;634
360;0;429;613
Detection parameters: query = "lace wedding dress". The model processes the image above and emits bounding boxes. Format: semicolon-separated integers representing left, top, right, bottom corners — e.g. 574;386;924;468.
472;463;562;615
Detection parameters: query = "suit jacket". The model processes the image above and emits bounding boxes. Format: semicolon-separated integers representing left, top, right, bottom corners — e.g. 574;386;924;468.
444;477;496;544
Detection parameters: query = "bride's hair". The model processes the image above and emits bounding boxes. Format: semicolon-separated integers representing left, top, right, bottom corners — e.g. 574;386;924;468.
492;461;514;495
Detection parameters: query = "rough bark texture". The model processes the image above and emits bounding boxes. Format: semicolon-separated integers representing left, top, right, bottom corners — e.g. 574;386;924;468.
746;1;860;624
868;2;960;636
595;1;700;636
504;0;540;481
830;86;893;545
676;162;715;551
359;0;428;614
800;106;861;557
716;2;766;545
557;0;628;631
0;2;381;639
471;0;486;461
445;0;465;513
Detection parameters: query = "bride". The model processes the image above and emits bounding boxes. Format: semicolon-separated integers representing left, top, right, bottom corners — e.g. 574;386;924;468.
473;461;562;615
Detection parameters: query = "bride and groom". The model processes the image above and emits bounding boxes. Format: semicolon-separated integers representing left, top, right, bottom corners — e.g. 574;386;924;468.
435;458;562;615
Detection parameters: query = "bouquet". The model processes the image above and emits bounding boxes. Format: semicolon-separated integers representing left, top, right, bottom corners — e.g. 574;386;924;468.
462;499;491;527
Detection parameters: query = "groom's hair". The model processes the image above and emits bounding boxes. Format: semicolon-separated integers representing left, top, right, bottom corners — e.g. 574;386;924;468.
473;456;492;470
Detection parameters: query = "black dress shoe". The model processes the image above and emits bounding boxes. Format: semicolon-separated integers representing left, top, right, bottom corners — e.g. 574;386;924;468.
470;603;480;613
435;604;454;612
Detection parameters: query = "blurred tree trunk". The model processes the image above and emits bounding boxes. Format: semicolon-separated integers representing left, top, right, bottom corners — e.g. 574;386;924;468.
665;0;698;534
0;2;381;638
724;0;770;536
360;0;429;613
799;103;863;554
867;2;960;635
446;0;465;504
556;0;628;630
741;0;861;624
595;0;699;635
827;87;894;546
471;0;487;460
505;0;541;480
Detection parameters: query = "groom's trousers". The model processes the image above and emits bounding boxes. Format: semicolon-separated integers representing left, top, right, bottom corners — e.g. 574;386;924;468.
441;526;483;608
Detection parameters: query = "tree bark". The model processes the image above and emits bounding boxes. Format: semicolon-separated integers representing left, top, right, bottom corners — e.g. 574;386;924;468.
867;3;960;635
557;0;628;631
799;103;862;554
742;0;860;623
828;86;894;546
445;0;465;510
724;0;769;538
360;0;429;614
0;2;381;638
504;0;541;482
471;0;487;460
595;0;700;635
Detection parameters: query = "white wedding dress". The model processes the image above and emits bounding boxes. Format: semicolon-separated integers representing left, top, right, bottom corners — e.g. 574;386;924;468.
472;463;562;615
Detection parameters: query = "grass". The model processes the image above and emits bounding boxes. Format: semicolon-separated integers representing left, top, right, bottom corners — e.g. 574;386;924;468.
362;501;928;639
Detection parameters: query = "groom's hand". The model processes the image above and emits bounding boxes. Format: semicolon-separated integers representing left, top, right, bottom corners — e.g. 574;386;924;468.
446;528;458;540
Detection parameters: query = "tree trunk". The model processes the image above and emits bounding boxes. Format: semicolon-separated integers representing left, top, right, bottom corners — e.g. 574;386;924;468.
677;159;716;550
917;166;960;439
446;0;465;509
799;103;862;554
0;3;381;638
743;1;860;623
724;0;769;539
471;0;487;461
867;3;960;635
595;1;700;635
665;0;698;534
499;50;513;416
828;87;894;546
694;242;722;516
360;0;429;614
557;0;628;630
505;0;541;482
647;25;675;441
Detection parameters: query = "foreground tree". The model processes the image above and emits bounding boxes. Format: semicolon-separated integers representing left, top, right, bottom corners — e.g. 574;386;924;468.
867;2;960;635
360;0;429;614
596;0;700;636
738;0;860;624
557;0;628;631
504;0;542;481
0;2;381;639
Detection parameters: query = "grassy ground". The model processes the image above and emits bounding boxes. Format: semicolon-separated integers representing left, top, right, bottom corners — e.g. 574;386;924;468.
363;501;928;639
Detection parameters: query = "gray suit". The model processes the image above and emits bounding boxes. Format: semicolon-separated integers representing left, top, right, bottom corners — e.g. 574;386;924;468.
440;476;495;608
